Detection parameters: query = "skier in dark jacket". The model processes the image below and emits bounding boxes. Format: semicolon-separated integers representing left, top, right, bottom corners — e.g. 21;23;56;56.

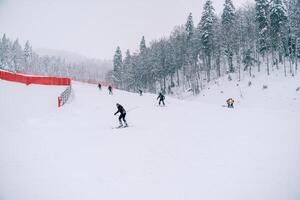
98;83;102;90
226;98;234;108
114;103;128;127
138;89;143;96
157;92;165;106
108;85;113;95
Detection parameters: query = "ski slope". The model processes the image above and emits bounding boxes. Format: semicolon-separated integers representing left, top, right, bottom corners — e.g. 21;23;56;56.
1;74;300;200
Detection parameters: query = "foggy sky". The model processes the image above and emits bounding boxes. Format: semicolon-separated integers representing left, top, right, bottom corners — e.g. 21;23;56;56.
0;0;253;60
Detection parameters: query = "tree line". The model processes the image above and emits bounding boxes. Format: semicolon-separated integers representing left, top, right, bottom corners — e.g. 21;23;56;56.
0;34;111;83
111;0;300;94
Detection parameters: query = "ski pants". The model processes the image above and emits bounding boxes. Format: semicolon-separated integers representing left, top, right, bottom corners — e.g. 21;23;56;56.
119;113;127;125
159;99;165;106
227;103;234;108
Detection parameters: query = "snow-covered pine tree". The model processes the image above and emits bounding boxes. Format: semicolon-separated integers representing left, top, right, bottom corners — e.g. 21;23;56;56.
140;36;147;54
0;34;12;71
24;40;32;72
138;36;154;91
12;39;23;72
237;5;257;78
113;46;123;89
185;13;194;42
184;13;200;94
255;0;270;74
288;0;300;73
169;26;187;86
198;0;216;82
122;49;132;91
269;0;287;70
222;0;236;73
213;18;223;78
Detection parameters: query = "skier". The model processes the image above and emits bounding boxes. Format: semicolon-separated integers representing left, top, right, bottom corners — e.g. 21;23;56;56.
98;83;102;90
114;103;128;127
157;92;165;106
108;85;113;95
226;98;234;108
138;89;143;96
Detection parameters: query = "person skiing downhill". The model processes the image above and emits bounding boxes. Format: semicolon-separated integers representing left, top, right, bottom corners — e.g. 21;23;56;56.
157;92;165;106
114;103;128;127
98;83;102;90
138;89;143;96
226;98;234;108
108;85;113;95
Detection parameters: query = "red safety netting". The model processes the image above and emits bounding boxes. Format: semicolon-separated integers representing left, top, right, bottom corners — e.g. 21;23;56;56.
0;70;71;86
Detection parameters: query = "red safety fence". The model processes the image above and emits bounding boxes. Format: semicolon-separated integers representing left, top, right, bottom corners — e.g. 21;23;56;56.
0;70;71;86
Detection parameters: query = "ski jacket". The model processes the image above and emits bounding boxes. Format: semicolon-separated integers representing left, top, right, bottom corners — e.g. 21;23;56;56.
157;93;165;100
115;105;126;115
227;98;234;104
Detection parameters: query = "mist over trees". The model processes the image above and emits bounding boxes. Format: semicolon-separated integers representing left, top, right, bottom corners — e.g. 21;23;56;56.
111;0;300;95
0;34;111;83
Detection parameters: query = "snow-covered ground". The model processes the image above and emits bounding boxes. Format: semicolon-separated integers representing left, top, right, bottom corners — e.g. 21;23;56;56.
1;73;300;200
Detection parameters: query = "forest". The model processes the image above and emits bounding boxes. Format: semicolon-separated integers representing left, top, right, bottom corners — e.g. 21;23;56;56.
111;0;300;94
0;35;111;83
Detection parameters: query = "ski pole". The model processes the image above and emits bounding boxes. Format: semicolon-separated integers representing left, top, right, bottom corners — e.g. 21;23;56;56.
127;106;139;113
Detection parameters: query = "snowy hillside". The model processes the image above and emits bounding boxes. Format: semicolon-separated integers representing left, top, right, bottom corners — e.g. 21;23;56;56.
1;74;300;200
35;48;90;63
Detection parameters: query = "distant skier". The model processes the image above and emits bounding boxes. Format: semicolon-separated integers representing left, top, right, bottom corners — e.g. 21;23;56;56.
98;83;102;90
108;85;113;95
226;98;234;108
157;92;165;106
114;103;128;127
138;89;143;96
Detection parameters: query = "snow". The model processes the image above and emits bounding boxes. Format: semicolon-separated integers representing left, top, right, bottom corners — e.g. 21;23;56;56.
1;73;300;200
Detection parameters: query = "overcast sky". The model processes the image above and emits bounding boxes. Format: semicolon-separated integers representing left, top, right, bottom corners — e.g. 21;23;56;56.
0;0;253;60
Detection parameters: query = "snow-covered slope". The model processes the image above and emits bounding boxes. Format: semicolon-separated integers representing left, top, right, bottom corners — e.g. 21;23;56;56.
0;74;300;200
192;73;300;111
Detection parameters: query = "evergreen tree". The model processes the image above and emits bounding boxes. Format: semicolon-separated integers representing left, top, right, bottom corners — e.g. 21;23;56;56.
209;17;223;78
185;13;194;41
12;39;23;72
139;36;147;54
222;0;236;73
24;40;32;70
255;0;269;55
289;0;300;73
170;26;187;86
124;49;131;66
0;34;11;71
113;46;123;88
269;0;287;69
122;49;132;90
198;0;216;82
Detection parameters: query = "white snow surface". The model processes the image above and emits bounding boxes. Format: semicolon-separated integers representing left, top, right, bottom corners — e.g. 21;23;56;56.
1;73;300;200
